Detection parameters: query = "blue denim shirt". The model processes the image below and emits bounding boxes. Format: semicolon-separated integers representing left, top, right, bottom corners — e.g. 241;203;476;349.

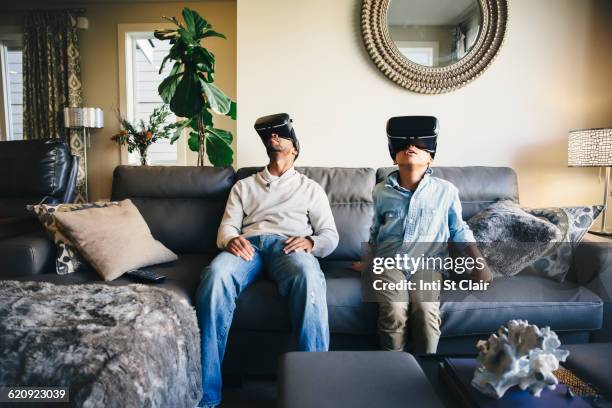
369;170;475;246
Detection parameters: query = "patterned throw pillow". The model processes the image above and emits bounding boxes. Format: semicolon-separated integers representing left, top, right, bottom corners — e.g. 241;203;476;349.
524;205;603;281
28;202;119;275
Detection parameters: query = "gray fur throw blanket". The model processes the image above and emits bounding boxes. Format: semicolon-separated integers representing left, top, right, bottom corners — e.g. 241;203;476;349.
0;281;201;408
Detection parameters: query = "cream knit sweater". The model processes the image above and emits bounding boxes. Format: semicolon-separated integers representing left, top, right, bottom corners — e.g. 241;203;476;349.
217;166;339;258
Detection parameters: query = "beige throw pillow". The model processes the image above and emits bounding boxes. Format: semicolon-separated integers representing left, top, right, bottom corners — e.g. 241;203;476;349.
28;201;120;274
54;199;178;281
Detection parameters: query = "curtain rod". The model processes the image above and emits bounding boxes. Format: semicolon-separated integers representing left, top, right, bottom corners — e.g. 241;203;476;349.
0;8;86;14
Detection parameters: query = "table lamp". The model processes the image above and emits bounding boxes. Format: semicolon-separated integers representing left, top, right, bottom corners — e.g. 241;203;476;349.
568;127;612;235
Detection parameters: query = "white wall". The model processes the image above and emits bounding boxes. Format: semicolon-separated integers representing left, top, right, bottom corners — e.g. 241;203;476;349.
237;0;612;209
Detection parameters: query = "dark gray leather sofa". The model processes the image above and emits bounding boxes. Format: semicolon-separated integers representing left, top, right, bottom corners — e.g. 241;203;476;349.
1;165;609;377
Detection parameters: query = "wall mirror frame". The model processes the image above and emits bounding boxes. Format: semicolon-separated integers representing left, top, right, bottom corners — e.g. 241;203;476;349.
361;0;508;94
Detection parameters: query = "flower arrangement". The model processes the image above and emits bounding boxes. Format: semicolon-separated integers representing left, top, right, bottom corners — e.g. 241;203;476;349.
111;104;177;165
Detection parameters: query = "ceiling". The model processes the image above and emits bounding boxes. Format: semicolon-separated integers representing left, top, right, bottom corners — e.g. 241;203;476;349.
387;0;479;26
0;0;234;10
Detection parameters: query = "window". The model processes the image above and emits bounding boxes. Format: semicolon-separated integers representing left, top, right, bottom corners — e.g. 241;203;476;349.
127;34;177;165
394;41;439;68
0;36;23;141
398;47;434;66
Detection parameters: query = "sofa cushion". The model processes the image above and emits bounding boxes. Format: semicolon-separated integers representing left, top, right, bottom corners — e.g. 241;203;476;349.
8;254;213;303
111;166;235;254
236;167;376;260
232;271;602;337
376;166;519;220
0;230;55;277
440;275;603;337
232;260;377;335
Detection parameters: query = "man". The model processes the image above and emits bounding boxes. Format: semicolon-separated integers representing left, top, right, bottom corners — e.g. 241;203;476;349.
196;113;339;408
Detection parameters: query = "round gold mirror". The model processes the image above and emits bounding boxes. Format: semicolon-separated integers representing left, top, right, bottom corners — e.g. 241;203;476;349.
361;0;508;93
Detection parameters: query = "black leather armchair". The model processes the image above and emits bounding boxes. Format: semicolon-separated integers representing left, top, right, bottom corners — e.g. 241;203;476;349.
0;139;79;274
0;139;80;218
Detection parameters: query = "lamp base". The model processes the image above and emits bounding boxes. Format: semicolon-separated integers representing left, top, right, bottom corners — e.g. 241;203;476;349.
588;227;612;237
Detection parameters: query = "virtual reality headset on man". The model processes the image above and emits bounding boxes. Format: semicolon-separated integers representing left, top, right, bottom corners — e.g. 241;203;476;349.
386;116;438;159
254;113;301;158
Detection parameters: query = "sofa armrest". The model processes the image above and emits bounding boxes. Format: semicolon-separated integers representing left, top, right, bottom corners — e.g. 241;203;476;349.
62;154;80;203
0;215;41;240
0;230;55;278
573;233;612;299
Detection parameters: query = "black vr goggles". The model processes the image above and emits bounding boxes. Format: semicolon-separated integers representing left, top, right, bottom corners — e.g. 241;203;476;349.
387;116;438;160
254;113;300;158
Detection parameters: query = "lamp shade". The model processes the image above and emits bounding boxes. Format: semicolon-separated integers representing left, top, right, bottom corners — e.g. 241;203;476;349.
63;107;104;129
63;107;85;128
568;128;612;167
83;107;104;128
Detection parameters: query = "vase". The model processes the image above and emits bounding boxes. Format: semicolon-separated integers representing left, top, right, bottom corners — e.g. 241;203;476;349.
138;149;149;166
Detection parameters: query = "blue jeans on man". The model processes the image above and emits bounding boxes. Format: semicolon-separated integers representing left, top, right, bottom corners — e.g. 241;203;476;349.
195;234;329;407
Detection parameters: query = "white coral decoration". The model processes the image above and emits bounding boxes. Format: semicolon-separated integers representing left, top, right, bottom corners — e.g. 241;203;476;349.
471;320;570;399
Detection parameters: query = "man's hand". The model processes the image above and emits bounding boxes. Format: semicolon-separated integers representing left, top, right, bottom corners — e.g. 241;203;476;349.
283;236;314;254
227;236;255;261
350;261;362;272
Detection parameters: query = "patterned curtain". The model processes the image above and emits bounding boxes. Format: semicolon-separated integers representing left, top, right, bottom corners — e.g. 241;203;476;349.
23;11;86;202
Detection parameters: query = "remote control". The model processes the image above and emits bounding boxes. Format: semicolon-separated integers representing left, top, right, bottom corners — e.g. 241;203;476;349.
125;269;166;283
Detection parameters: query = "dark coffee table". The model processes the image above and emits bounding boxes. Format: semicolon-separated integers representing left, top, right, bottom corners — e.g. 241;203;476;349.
439;358;598;407
418;347;612;408
418;353;475;407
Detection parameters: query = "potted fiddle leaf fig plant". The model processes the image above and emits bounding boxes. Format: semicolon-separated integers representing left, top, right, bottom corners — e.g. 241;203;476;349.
155;7;236;166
